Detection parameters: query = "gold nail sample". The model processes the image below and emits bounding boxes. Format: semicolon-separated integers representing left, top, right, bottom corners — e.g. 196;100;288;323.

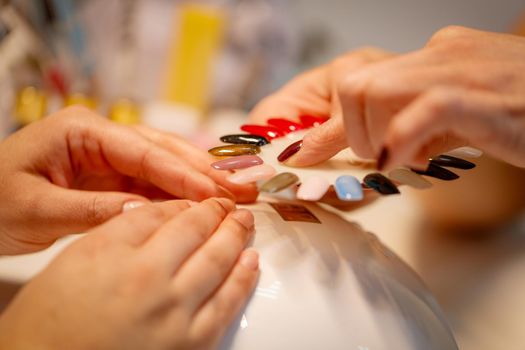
260;172;299;193
208;144;261;156
388;168;432;189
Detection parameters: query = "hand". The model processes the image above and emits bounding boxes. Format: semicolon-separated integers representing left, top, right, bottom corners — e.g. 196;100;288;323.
0;106;257;254
0;198;259;350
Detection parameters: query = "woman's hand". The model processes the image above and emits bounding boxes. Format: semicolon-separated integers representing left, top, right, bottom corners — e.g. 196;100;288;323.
0;106;257;254
0;198;259;350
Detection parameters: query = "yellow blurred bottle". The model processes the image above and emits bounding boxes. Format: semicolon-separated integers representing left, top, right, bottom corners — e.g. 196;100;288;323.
109;98;141;125
14;86;47;126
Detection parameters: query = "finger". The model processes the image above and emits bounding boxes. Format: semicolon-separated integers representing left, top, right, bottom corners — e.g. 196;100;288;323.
140;198;236;272
384;87;525;169
170;209;255;311
188;249;259;347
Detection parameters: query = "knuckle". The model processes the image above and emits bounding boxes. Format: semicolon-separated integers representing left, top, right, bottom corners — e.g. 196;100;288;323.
85;195;108;226
202;249;230;273
304;119;345;150
427;25;474;47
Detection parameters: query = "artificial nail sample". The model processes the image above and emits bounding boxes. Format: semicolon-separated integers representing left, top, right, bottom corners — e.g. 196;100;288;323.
335;175;364;201
211;155;263;170
430;155;476;170
297;176;331;201
227;164;276;184
363;173;400;195
277;140;303;162
388;168;432;189
299;115;328;128
208;144;260;157
240;125;286;139
412;163;459;181
267;118;304;133
260;172;300;193
220;134;269;146
446;146;483;158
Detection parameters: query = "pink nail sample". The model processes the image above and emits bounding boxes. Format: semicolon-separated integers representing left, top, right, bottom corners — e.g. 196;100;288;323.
227;164;276;184
296;176;330;201
211;155;264;170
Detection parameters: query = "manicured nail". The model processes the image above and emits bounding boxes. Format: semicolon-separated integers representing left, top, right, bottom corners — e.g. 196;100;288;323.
277;140;303;162
363;173;400;195
446;146;483;158
334;175;364;201
239;249;259;270
208;144;260;157
260;172;299;193
227;164;276;184
299;115;328;128
430;155;476;170
211;155;263;170
388;168;432;189
376;147;389;171
230;209;255;229
297;176;331;201
122;201;147;212
220;134;269;146
411;163;459;181
240;125;285;139
267;118;304;133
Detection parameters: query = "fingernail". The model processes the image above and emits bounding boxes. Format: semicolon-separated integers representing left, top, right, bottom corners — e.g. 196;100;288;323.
299;115;328;128
227;164;276;184
239;249;259;270
363;173;400;195
377;147;389;171
411;163;459;181
220;134;269;146
188;200;199;207
277;140;303;162
430;155;476;170
230;209;255;229
446;146;483;158
297;176;330;201
334;175;364;201
208;144;260;157
267;118;304;133
260;172;299;193
240;125;285;139
122;201;147;212
211;155;264;170
388;168;432;189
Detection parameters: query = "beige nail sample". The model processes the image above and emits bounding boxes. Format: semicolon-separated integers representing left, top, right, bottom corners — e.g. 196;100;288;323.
388;168;432;189
260;172;300;193
296;176;331;201
227;164;276;185
446;147;483;158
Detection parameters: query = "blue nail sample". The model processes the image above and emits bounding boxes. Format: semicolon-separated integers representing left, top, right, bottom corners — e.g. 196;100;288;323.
335;175;364;201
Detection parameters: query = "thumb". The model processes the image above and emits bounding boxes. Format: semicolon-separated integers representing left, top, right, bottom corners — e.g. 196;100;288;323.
278;116;348;167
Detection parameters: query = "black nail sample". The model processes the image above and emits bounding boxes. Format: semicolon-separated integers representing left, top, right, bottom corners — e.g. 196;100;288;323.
363;173;400;195
412;163;459;181
377;147;389;171
430;155;476;170
220;134;270;146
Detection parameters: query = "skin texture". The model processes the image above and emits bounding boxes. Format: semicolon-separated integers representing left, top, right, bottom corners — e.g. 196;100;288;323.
249;27;525;170
0;198;260;350
0;106;258;254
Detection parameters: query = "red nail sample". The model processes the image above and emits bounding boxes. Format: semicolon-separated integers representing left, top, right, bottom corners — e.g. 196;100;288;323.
267;118;304;133
277;140;303;162
240;125;286;140
299;115;329;128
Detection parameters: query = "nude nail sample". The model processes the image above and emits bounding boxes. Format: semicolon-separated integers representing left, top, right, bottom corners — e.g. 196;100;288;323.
446;146;483;158
267;118;304;133
430;155;476;170
363;173;400;195
299;115;328;128
240;125;286;139
260;172;300;193
208;144;260;157
388;168;432;189
227;164;276;184
335;175;364;201
297;176;331;201
412;163;459;181
211;155;264;170
277;140;303;162
220;134;269;146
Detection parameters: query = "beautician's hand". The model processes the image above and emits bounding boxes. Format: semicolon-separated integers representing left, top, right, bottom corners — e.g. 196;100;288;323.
251;27;525;169
0;198;259;350
0;106;257;254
